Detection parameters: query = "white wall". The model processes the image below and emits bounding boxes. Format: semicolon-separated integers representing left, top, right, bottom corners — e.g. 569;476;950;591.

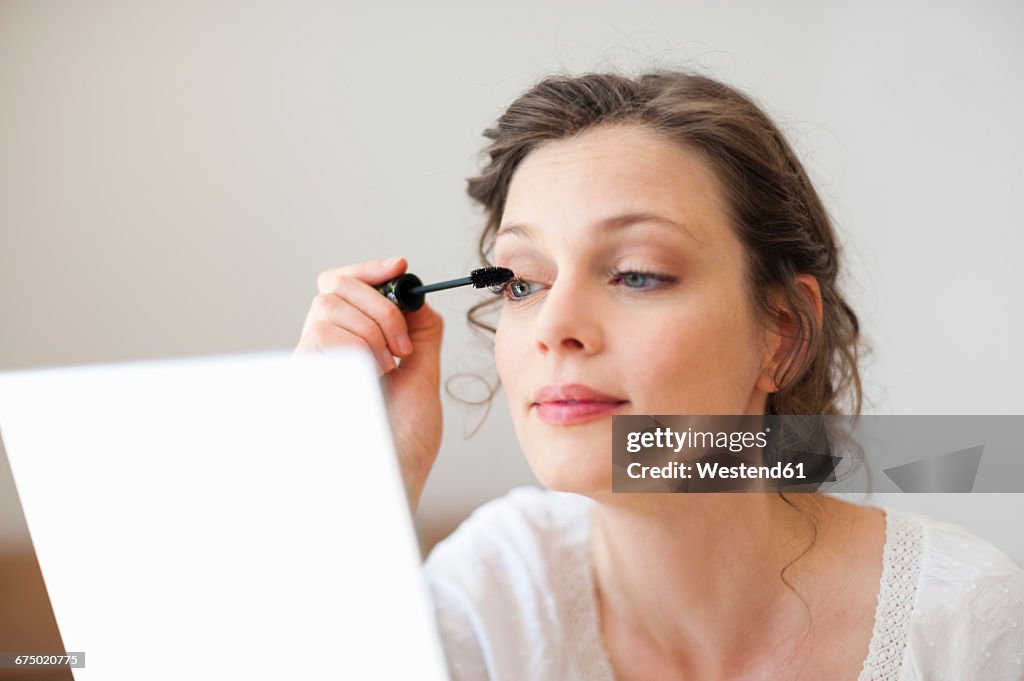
2;1;1022;563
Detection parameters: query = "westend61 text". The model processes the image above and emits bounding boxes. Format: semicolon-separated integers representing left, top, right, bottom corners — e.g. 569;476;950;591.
627;461;807;480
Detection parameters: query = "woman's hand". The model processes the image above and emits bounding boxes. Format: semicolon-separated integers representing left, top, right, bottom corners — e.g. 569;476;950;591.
295;256;443;513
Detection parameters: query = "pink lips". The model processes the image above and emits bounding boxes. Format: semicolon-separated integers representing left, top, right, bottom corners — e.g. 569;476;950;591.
531;383;629;425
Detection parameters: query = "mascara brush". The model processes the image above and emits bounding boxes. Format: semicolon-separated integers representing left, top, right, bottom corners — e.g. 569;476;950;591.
377;267;514;312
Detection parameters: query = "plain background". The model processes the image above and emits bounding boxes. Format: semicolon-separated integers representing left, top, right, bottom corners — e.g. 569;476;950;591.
1;0;1022;565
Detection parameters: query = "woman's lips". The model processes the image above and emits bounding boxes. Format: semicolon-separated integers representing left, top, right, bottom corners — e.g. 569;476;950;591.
533;400;629;425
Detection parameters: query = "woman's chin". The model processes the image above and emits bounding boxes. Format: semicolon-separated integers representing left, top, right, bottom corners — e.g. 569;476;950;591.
515;419;616;493
527;457;612;494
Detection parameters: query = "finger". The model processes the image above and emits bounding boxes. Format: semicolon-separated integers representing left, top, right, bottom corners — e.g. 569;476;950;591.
317;256;406;294
390;301;444;385
306;303;397;374
303;322;395;377
317;276;414;358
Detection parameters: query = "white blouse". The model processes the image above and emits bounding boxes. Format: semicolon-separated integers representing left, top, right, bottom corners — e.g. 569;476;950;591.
423;486;1024;681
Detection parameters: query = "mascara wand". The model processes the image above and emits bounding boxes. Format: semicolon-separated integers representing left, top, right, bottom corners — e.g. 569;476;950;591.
377;267;514;312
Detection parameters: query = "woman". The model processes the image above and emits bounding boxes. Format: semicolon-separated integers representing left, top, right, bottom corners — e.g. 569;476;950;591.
296;71;1024;680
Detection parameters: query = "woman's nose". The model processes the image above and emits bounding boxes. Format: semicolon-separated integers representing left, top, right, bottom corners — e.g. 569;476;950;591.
532;275;604;356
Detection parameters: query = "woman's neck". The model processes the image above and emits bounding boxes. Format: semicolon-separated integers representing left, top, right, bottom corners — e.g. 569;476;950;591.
586;492;867;679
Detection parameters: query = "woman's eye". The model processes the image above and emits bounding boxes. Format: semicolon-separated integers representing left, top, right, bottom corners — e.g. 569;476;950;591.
620;272;648;288
501;277;542;301
497;270;675;303
613;270;674;290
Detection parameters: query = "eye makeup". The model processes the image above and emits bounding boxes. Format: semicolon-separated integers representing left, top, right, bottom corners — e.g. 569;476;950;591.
494;266;679;304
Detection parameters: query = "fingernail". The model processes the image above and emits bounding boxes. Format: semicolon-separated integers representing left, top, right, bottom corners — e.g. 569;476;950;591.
379;348;395;370
397;333;412;355
382;256;403;268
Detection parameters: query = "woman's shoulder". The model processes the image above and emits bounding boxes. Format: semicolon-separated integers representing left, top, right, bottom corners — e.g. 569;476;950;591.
879;506;1024;676
890;506;1024;586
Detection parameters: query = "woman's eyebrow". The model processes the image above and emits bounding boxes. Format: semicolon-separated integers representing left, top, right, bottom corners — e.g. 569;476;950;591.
495;212;701;246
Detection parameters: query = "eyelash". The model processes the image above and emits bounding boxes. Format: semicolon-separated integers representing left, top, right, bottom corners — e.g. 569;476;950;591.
495;269;677;304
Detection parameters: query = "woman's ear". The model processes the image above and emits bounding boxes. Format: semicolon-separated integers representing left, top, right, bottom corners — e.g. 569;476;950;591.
756;274;823;394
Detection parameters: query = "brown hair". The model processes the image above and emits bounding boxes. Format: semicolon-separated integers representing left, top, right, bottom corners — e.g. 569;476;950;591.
458;69;863;420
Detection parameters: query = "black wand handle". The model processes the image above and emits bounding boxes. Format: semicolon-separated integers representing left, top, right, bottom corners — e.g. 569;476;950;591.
376;273;426;312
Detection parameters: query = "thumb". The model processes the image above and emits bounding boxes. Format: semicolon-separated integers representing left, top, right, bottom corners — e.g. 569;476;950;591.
397;301;444;385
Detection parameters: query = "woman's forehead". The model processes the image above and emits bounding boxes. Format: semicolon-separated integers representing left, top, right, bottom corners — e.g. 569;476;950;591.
501;125;729;241
495;212;702;250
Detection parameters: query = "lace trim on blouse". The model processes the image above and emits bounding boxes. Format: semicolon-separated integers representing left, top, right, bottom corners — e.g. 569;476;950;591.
856;508;924;681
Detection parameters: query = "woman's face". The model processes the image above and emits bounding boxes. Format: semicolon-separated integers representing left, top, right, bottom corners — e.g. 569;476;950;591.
493;124;778;494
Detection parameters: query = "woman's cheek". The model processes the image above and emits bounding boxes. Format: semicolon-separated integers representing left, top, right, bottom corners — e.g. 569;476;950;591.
628;322;712;411
494;317;518;387
494;326;508;385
